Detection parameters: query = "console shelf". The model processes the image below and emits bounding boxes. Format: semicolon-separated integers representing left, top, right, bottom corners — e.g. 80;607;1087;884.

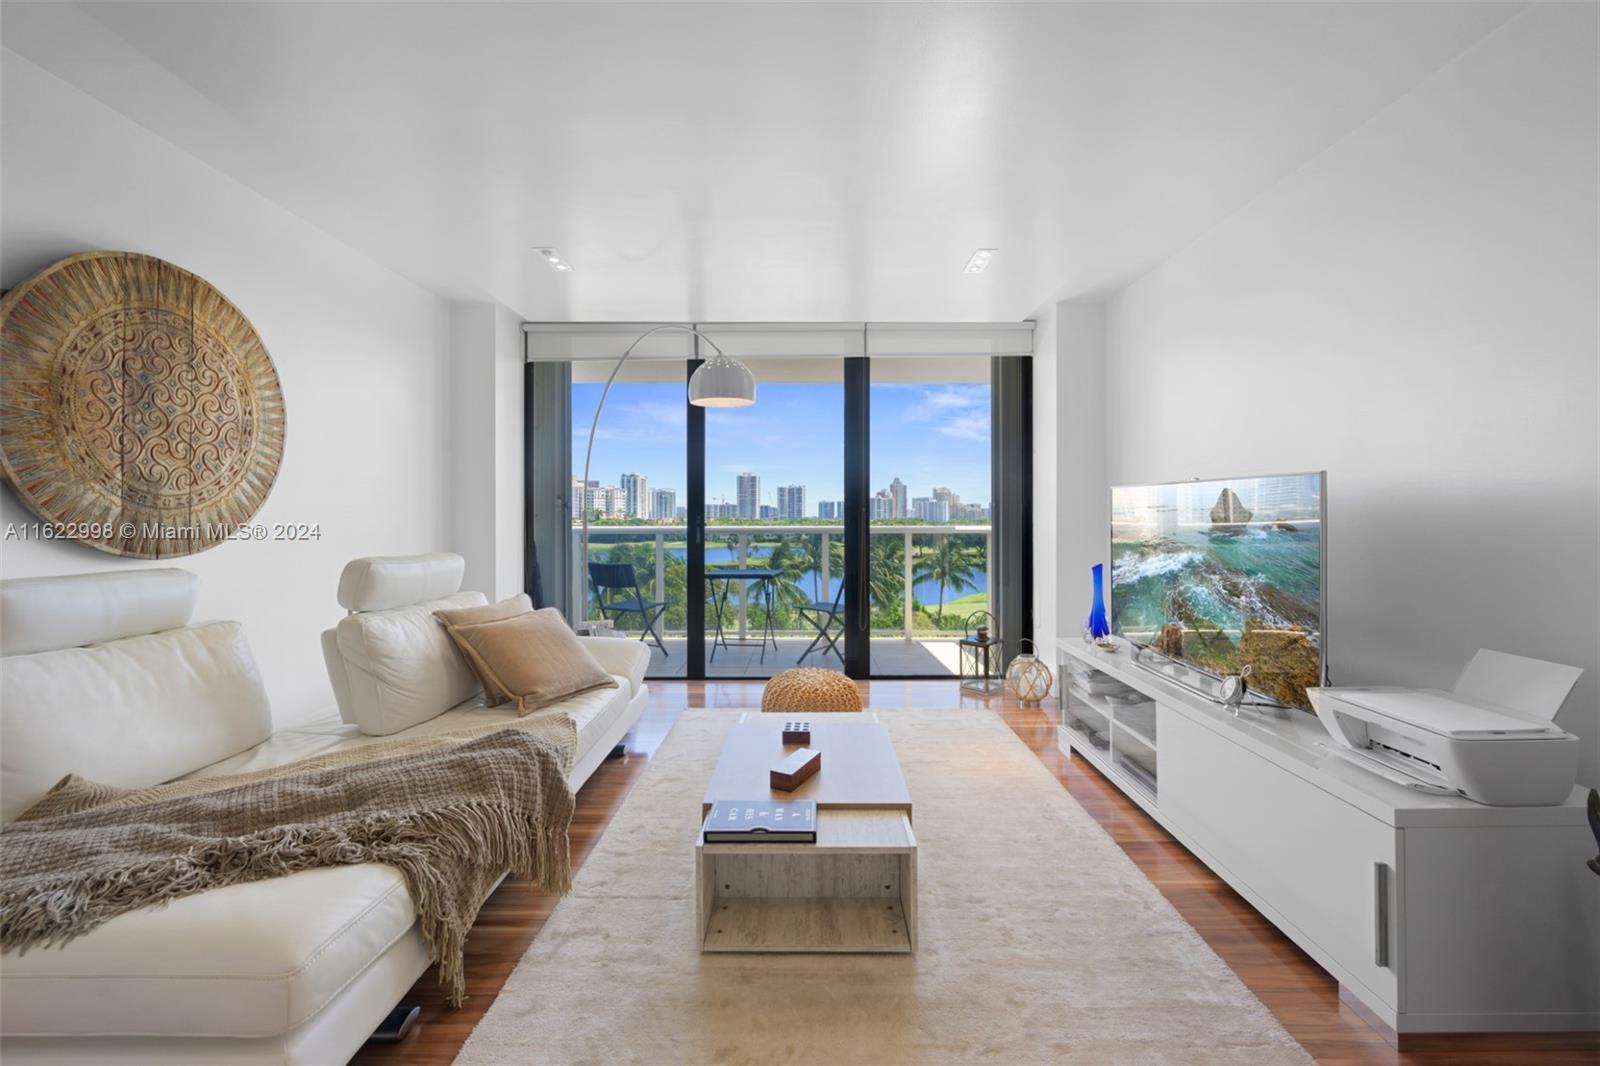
1056;636;1597;1036
1062;657;1159;803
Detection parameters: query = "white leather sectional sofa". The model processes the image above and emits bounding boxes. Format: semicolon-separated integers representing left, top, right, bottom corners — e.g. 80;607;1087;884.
0;555;648;1066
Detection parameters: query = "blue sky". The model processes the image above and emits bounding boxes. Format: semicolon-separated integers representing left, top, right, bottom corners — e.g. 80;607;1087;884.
572;382;991;508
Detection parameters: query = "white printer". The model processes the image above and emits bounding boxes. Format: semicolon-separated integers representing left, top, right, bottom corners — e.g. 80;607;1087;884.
1307;649;1583;806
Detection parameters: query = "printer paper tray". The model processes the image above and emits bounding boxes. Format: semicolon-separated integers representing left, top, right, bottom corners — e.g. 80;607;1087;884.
1319;744;1462;797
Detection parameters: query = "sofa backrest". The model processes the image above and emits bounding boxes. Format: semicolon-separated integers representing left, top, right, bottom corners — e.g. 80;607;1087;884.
0;570;272;823
322;553;486;736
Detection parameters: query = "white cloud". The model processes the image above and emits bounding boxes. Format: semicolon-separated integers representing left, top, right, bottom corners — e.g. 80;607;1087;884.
938;412;991;441
919;387;983;411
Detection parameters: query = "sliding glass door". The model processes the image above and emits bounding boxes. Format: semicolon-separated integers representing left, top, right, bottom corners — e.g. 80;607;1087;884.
868;357;992;677
568;358;687;674
531;339;1026;682
701;358;844;679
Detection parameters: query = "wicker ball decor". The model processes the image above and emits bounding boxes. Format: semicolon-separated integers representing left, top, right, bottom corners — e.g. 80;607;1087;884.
0;251;285;558
760;668;863;713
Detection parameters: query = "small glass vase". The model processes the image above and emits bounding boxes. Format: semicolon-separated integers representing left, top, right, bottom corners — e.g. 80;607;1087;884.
1087;563;1111;639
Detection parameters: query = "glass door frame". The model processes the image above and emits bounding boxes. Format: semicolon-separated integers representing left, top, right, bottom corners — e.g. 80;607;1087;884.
842;356;871;678
685;347;855;680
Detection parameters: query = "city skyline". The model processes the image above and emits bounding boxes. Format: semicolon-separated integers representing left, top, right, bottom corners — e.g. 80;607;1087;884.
571;380;992;508
574;470;986;521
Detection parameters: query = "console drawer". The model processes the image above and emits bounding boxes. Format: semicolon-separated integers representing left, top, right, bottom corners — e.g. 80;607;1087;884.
1159;706;1399;1010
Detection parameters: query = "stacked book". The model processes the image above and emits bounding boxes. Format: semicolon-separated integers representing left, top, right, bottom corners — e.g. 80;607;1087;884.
703;800;817;844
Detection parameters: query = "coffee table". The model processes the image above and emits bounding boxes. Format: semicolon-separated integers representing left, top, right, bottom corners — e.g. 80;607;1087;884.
696;713;917;953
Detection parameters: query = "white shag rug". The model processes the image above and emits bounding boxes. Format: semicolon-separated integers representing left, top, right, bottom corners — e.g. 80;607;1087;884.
457;710;1311;1065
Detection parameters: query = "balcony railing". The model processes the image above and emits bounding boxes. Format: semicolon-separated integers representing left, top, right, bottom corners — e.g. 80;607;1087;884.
572;523;992;642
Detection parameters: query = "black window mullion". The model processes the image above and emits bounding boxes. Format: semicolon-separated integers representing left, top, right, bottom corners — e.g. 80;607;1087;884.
843;357;871;677
991;355;1034;666
686;355;706;679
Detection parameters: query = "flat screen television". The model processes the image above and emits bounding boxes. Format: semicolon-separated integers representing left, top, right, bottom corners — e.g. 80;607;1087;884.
1110;471;1326;710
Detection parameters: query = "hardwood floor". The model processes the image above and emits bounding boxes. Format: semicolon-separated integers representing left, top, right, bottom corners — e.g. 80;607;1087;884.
353;681;1599;1066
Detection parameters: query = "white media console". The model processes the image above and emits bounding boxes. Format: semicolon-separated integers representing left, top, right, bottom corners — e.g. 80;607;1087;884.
1056;636;1599;1035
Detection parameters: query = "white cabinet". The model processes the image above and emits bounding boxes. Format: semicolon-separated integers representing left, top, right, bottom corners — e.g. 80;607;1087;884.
1159;706;1399;1011
1399;825;1600;1029
1056;638;1598;1035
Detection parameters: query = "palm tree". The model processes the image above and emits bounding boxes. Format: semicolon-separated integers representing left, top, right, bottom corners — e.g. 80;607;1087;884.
867;535;904;631
914;536;982;628
797;534;845;599
760;537;814;630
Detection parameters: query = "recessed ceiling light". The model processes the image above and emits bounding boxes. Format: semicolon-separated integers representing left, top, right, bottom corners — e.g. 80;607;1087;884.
536;247;574;273
963;248;997;274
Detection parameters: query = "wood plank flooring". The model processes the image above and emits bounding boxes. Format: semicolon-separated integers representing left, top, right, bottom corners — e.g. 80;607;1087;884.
352;681;1599;1066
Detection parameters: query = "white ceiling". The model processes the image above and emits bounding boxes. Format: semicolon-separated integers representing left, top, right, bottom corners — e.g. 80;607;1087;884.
3;2;1522;322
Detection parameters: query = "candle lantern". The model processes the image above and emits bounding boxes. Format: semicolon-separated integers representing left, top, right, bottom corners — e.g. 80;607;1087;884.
1005;638;1054;705
959;610;1004;696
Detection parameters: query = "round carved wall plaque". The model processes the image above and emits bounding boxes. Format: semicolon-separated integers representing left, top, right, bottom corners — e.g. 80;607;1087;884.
0;251;285;558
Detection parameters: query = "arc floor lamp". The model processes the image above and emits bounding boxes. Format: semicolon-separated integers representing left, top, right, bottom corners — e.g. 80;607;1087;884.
577;324;758;593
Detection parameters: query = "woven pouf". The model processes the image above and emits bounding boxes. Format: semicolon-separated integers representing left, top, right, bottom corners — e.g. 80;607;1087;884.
760;668;863;713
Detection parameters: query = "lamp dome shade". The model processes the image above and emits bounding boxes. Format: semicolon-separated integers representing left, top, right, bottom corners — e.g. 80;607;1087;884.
688;353;756;407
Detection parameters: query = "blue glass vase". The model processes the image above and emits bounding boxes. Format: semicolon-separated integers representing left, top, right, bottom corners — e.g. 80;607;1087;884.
1087;563;1111;639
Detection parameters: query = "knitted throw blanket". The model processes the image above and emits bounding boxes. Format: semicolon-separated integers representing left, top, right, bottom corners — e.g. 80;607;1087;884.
0;714;578;1006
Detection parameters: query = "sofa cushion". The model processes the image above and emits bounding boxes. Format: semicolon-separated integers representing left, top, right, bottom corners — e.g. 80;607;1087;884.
334;591;486;736
0;864;417;1039
320;626;359;725
0;569;198;657
336;553;464;612
434;594;535;706
372;678;633;759
575;635;650;696
445;608;617;715
0;621;272;824
183;677;636;785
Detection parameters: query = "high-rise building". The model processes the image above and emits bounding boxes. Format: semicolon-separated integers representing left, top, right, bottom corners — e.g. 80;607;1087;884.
889;478;908;518
571;478;600;517
872;490;896;520
706;501;738;520
759;504;777;520
598;485;626;518
912;496;951;522
736;472;761;518
650;488;676;520
776;484;807;520
932;486;959;512
818;500;843;520
620;473;649;519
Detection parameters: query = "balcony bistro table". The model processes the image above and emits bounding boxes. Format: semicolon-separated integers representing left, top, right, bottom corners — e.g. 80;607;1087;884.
707;567;783;663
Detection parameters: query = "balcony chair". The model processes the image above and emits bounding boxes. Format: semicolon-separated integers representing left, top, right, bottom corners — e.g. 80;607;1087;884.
589;561;669;656
796;581;845;665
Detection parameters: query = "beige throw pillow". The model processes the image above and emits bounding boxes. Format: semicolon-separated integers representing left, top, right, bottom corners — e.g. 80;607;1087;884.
435;595;534;706
445;607;617;715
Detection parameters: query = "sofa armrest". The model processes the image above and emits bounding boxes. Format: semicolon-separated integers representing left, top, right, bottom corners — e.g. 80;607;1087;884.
577;636;649;695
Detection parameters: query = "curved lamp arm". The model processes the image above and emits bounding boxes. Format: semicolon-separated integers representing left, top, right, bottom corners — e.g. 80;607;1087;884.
577;325;737;619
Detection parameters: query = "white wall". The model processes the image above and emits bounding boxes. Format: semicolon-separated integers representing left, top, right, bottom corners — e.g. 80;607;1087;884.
1032;298;1111;660
1102;5;1600;782
449;301;526;601
0;53;454;729
1053;303;1109;649
1029;303;1059;654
